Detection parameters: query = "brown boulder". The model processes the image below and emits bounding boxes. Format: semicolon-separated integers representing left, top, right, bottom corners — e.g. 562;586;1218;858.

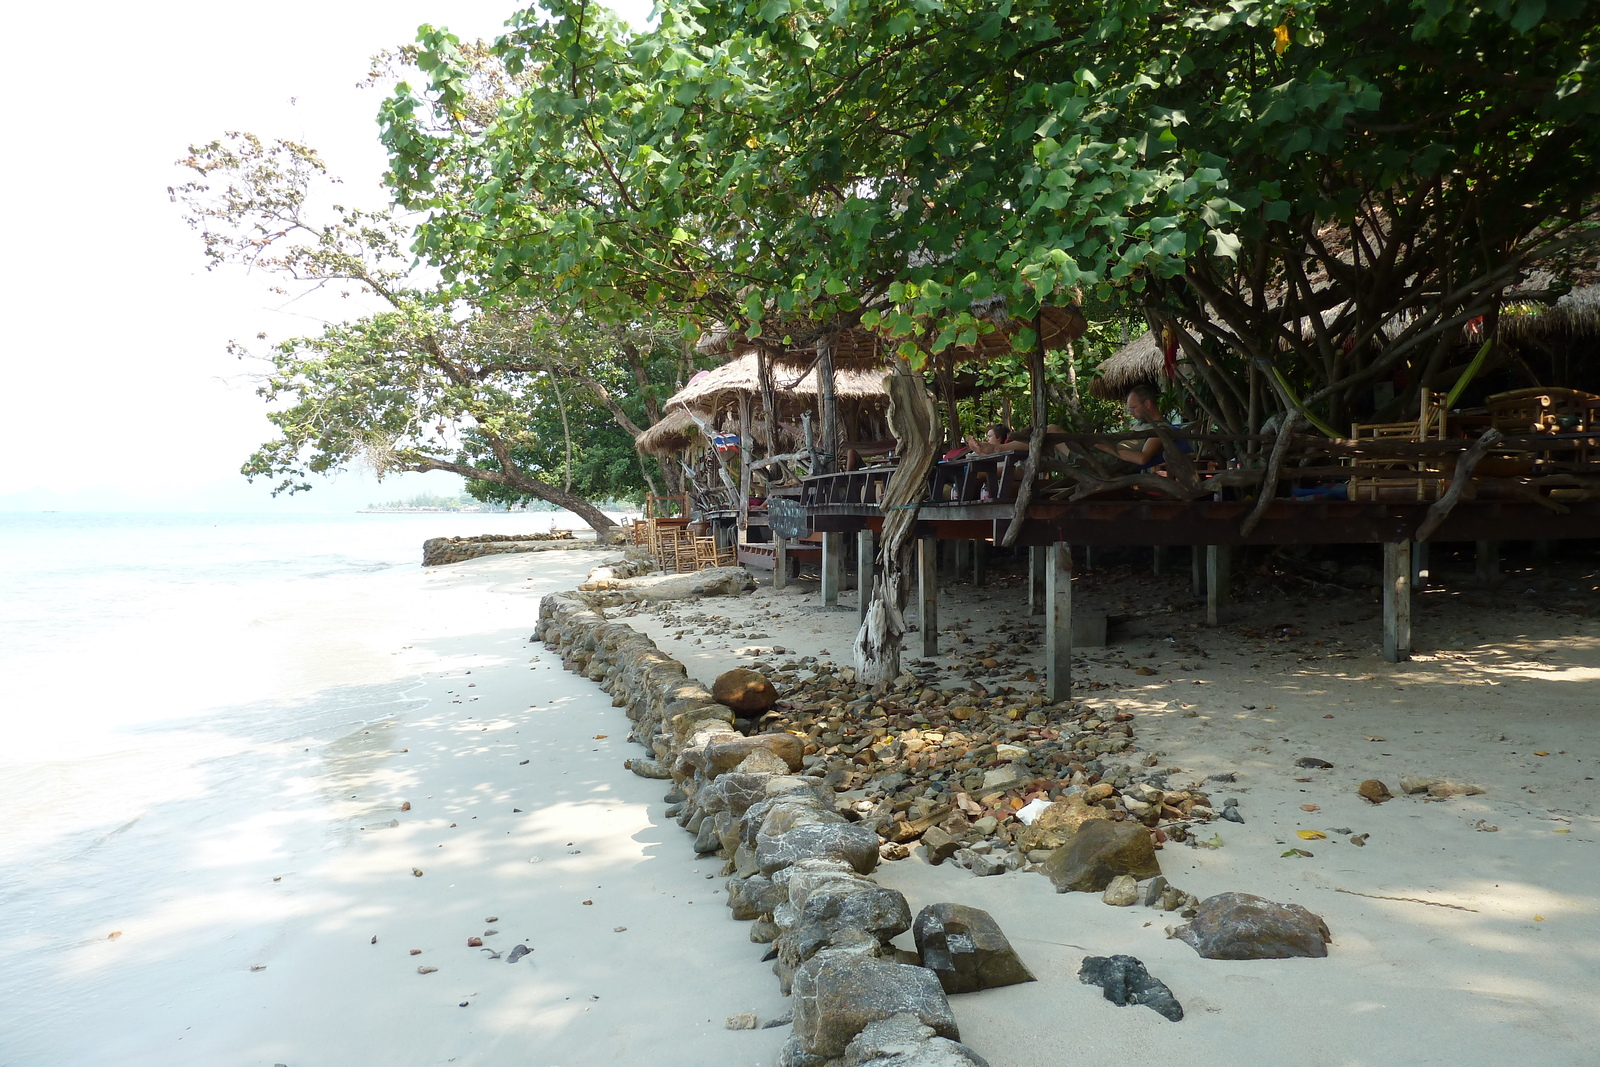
712;668;779;712
1172;892;1331;959
1042;819;1161;893
1357;779;1393;804
1017;795;1110;853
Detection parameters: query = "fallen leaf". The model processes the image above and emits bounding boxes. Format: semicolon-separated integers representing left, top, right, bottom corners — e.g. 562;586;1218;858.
613;926;627;932
107;931;122;941
1553;829;1571;834
410;949;422;955
1297;830;1327;840
1134;666;1157;676
250;965;267;972
1534;751;1549;757
1300;804;1320;812
400;802;412;811
1363;735;1387;742
1350;833;1368;846
593;734;608;740
1281;848;1314;858
1533;916;1544;922
581;899;593;905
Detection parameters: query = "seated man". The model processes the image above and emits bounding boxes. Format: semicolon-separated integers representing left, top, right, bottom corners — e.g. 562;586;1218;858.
1058;383;1185;475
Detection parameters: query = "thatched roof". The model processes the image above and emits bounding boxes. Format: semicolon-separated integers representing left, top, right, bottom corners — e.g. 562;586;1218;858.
633;406;706;456
667;351;892;412
1500;284;1600;345
1090;331;1166;399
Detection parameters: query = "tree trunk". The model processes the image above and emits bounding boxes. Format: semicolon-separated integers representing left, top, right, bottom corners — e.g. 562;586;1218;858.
402;455;619;535
819;335;840;475
854;358;938;686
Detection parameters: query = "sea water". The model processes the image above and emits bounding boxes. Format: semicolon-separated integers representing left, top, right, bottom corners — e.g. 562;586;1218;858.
0;510;620;1063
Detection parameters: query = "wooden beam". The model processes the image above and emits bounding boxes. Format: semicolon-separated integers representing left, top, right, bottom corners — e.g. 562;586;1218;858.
1028;545;1045;615
1045;542;1073;701
1383;541;1413;663
856;527;875;628
821;531;843;606
1206;545;1230;626
918;536;939;658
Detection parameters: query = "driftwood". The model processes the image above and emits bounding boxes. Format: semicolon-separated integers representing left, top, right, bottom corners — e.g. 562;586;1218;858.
1414;429;1503;541
855;360;937;686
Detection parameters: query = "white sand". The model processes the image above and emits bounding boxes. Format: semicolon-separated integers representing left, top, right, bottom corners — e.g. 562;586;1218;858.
2;550;786;1067
622;551;1600;1066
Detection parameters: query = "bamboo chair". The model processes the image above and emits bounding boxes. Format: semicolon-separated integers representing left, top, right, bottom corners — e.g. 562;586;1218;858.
1346;393;1451;501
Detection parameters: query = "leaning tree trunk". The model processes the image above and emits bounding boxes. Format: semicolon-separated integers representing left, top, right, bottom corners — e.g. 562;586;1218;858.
854;357;939;686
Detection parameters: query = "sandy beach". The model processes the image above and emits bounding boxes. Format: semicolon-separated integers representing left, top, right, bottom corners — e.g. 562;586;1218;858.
7;530;1597;1067
1;540;786;1067
616;542;1600;1066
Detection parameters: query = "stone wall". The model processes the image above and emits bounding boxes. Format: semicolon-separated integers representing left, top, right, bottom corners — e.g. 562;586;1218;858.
537;565;999;1067
422;531;610;566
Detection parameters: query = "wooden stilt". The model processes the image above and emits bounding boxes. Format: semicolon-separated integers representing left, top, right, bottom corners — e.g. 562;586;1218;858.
1476;540;1499;584
972;540;988;587
1383;540;1413;663
1153;545;1169;576
1028;545;1045;615
940;538;957;580
1045;542;1073;702
820;531;842;606
856;528;875;628
918;536;939;658
1411;541;1430;588
1206;545;1230;626
1083;545;1096;571
954;539;971;582
774;538;789;591
1191;546;1206;596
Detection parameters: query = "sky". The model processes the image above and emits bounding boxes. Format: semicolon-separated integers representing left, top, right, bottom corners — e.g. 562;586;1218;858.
1;0;650;511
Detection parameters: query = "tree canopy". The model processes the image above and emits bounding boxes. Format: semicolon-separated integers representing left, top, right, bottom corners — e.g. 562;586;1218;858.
382;0;1600;432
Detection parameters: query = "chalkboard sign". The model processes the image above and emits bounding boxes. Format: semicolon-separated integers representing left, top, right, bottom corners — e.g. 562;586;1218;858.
768;497;810;540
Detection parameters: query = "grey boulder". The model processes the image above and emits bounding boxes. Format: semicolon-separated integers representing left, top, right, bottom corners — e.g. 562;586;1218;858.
791;952;959;1059
912;903;1035;995
1078;954;1183;1021
759;823;881;877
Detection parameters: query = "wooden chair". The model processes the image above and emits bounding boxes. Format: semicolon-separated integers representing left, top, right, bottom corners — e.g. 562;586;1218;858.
1346;393;1452;502
1486;387;1600;434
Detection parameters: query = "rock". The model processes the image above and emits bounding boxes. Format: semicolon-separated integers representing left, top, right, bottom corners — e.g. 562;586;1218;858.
920;827;962;866
738;747;794;775
970;815;999;836
800;883;913;943
1427;780;1486;798
1142;875;1169;907
1101;874;1139;906
624;756;672;778
912;904;1035;995
1219;804;1245;824
726;1012;759;1030
965;852;1008;877
839;1013;991;1067
702;733;805;776
728;874;786;920
1357;779;1393;804
980;763;1031;792
759;823;882;876
1015;796;1109;852
713;668;780;712
1042;820;1162;893
1172;892;1332;960
1078;954;1183;1021
1294;757;1334;769
790;953;960;1059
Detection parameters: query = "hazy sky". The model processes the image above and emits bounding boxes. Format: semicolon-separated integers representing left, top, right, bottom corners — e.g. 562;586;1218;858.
2;1;649;510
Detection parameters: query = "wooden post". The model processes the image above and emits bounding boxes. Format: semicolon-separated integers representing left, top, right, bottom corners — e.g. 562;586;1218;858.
1206;545;1230;626
1476;540;1499;584
1083;546;1096;571
1153;545;1169;576
972;539;988;587
1191;546;1206;596
1383;540;1413;663
918;536;939;658
738;394;752;541
1412;541;1430;589
954;539;971;582
774;537;789;591
820;531;843;606
856;528;875;628
1028;545;1045;615
1045;542;1073;701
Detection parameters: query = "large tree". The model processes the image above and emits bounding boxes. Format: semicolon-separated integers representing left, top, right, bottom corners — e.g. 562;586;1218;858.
172;132;689;532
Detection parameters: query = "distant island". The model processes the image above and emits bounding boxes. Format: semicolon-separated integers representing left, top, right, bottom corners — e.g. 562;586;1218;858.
360;492;551;514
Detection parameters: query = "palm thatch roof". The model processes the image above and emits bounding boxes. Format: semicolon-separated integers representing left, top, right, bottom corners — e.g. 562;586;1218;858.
633;406;706;456
669;351;893;411
1090;331;1167;399
1499;284;1600;344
